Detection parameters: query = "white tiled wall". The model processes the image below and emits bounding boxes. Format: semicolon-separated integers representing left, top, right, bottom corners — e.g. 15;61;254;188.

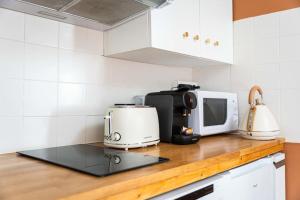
0;8;192;154
193;7;300;143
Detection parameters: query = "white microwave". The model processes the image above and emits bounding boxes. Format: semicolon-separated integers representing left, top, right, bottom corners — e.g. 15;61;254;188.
189;90;239;136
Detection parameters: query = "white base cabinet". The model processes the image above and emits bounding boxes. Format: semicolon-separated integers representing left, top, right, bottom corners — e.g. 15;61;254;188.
226;158;275;200
150;153;285;200
226;153;285;200
104;0;233;68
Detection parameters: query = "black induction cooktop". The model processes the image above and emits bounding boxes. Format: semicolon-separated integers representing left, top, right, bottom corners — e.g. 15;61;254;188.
17;144;169;177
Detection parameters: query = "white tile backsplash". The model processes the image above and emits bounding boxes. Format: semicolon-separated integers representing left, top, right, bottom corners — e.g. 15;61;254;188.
279;35;300;61
59;50;106;84
86;55;108;84
25;44;58;81
253;13;279;38
234;18;254;43
236;90;249;122
263;89;281;123
58;83;86;116
86;85;107;115
253;64;280;90
0;39;24;79
0;8;24;41
281;89;300;142
280;7;300;36
57;116;86;146
59;49;89;83
0;117;23;153
253;36;279;64
230;66;254;91
0;8;192;154
108;59;192;90
192;66;231;91
280;61;300;89
234;18;254;65
24;80;58;116
0;79;23;116
23;117;58;149
86;116;104;143
59;23;103;54
3;6;300;150
25;15;59;47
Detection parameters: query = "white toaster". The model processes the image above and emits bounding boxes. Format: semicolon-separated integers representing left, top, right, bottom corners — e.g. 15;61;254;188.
104;105;160;150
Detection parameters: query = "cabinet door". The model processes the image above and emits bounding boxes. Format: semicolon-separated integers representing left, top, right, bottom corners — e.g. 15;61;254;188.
151;0;200;57
227;165;274;200
199;0;233;63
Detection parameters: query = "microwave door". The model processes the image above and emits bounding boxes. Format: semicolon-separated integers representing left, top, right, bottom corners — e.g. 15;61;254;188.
203;98;227;127
200;98;231;136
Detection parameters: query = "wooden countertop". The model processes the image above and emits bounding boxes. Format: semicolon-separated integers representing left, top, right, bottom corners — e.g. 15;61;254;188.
0;134;284;200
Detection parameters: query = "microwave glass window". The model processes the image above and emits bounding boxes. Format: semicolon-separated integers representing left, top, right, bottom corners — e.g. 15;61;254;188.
203;98;227;126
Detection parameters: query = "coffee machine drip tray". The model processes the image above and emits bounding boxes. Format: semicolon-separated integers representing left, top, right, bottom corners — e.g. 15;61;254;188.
17;144;169;177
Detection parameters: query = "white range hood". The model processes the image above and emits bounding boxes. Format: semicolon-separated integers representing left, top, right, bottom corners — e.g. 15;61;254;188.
0;0;172;30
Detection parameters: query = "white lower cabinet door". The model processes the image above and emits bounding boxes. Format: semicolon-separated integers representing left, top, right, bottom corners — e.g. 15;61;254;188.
226;159;275;200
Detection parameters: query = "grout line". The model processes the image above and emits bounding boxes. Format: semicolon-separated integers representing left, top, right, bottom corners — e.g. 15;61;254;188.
21;14;26;143
0;37;25;44
24;41;59;50
57;23;60;137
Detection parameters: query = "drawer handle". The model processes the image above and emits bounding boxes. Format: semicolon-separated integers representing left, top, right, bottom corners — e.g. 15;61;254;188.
273;159;285;169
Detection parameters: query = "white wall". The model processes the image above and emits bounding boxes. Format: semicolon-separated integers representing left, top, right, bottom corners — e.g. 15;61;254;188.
0;8;192;154
193;7;300;143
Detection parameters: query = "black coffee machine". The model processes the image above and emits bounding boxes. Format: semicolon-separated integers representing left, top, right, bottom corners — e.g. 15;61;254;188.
145;85;201;145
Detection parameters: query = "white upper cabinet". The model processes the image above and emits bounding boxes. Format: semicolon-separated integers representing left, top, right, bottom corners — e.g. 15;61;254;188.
104;0;233;68
151;0;200;57
199;0;233;64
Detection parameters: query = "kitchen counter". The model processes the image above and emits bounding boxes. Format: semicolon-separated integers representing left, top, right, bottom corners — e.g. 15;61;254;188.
0;134;284;200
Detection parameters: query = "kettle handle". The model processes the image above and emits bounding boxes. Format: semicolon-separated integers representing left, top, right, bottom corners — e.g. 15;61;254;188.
248;85;263;107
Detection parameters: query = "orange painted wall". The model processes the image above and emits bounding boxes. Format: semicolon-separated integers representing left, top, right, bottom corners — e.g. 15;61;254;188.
233;0;300;20
284;143;300;200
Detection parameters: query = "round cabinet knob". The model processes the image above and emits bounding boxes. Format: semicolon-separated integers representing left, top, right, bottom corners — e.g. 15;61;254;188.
205;38;211;44
113;132;121;141
182;32;189;38
214;41;220;46
193;35;200;41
